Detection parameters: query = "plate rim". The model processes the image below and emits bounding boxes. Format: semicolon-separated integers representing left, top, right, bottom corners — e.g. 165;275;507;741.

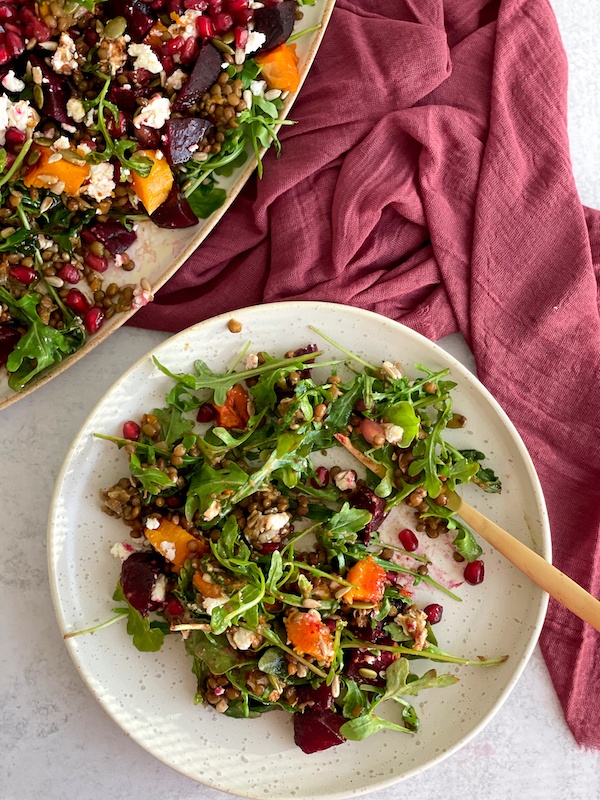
47;300;551;799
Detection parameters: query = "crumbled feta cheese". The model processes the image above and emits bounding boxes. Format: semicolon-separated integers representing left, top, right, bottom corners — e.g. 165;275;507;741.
78;142;92;155
1;71;25;93
128;43;163;74
245;510;290;544
61;123;77;133
133;95;171;129
220;61;229;70
333;469;357;492
159;540;177;562
150;574;168;603
245;353;259;370
101;35;128;75
110;541;136;561
83;162;116;202
249;79;267;97
51;32;78;75
167;10;202;41
245;31;266;54
202;595;229;614
66;97;86;123
0;96;40;144
381;361;402;380
202;499;222;522
396;607;428;651
145;517;161;530
229;627;261;651
84;108;96;128
382;423;404;445
53;136;70;150
165;68;186;91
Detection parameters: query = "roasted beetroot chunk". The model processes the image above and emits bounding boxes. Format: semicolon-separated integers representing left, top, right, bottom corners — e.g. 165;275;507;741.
296;682;334;711
293;708;346;754
345;645;399;688
120;552;165;615
347;484;387;543
0;325;21;366
108;0;156;42
172;42;222;112
151;185;198;228
28;52;70;124
253;0;296;52
164;117;213;165
89;220;137;256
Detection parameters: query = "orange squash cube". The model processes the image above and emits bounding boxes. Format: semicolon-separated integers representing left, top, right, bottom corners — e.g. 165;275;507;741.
343;556;387;605
145;517;208;572
23;145;90;196
130;149;173;214
285;610;334;664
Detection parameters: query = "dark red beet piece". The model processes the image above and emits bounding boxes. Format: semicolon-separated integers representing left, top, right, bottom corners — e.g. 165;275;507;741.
292;342;318;378
0;325;20;366
345;646;399;688
293;708;346;754
163;117;212;165
296;682;334;711
28;52;70;123
108;0;156;42
347;484;387;543
172;42;222;112
252;0;296;52
89;220;137;256
120;552;165;615
135;123;162;149
150;185;198;228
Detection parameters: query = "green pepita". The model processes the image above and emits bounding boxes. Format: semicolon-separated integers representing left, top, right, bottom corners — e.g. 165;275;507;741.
103;16;127;40
210;37;234;55
32;84;44;110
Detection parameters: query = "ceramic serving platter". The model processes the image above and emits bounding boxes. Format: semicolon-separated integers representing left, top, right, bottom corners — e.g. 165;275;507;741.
0;0;336;410
48;302;550;800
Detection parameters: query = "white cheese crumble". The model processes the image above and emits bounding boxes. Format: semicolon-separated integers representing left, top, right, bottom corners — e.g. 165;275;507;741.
83;162;116;202
110;541;136;561
128;43;163;74
165;68;186;91
159;540;177;562
245;353;259;370
202;498;222;522
245;30;266;54
202;595;229;614
66;98;86;123
133;94;171;129
2;71;25;93
51;32;78;75
249;79;267;97
333;469;357;492
145;517;161;530
0;96;40;144
53;135;70;150
382;423;404;445
167;9;202;41
150;574;168;603
229;627;260;651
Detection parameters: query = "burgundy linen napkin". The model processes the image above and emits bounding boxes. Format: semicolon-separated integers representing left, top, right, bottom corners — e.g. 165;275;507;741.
131;0;600;747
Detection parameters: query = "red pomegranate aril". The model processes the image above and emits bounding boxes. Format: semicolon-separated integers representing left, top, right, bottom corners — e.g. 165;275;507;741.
196;403;215;423
0;43;9;65
123;420;141;441
64;289;90;314
310;466;330;490
196;15;215;37
227;0;248;11
464;559;485;585
165;596;184;616
0;4;15;21
234;25;248;48
107;110;127;137
184;0;208;7
212;11;233;31
424;603;443;624
398;528;418;552
260;542;279;554
83;306;105;334
235;8;253;24
163;34;184;54
84;252;109;272
180;36;198;63
6;30;24;58
57;265;81;284
9;266;37;285
161;54;175;74
5;127;27;149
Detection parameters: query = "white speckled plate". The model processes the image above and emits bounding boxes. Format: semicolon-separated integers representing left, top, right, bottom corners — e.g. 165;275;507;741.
0;0;335;411
48;302;550;800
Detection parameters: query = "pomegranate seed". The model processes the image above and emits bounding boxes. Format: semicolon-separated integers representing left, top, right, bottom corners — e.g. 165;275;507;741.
161;54;175;75
180;36;198;63
6;30;24;58
464;560;485;585
196;16;215;38
165;597;184;616
310;466;330;490
122;420;141;440
64;288;91;314
0;4;14;21
163;34;184;54
424;603;443;624
212;11;233;31
0;44;9;66
234;25;248;48
227;0;248;11
107;110;127;137
5;127;27;149
133;68;152;87
83;306;105;334
84;252;108;272
398;528;418;551
260;542;279;554
196;403;215;423
9;266;37;285
165;495;183;507
183;0;208;7
235;8;253;24
58;265;81;284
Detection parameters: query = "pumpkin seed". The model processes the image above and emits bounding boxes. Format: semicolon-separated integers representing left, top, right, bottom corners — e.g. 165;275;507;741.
63;0;79;12
27;149;41;166
33;84;44;110
60;150;87;166
210;37;234;55
103;16;127;40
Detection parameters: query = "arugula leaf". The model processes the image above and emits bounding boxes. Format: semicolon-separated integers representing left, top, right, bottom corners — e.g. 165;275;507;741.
185;629;253;674
129;453;176;494
384;401;420;447
185;461;249;521
152;405;195;448
326;503;372;536
112;583;165;652
326;379;364;431
451;523;483;562
258;647;288;678
187;182;227;219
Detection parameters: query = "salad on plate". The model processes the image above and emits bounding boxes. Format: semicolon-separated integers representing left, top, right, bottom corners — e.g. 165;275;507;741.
77;327;508;754
0;0;311;391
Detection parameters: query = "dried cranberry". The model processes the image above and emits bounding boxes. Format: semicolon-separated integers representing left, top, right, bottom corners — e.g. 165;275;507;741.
398;528;418;551
196;403;215;423
424;603;443;624
123;420;141;440
83;306;105;334
464;560;485;585
9;266;37;285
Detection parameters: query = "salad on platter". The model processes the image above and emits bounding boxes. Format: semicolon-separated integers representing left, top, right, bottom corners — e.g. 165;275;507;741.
75;326;508;754
0;0;312;392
